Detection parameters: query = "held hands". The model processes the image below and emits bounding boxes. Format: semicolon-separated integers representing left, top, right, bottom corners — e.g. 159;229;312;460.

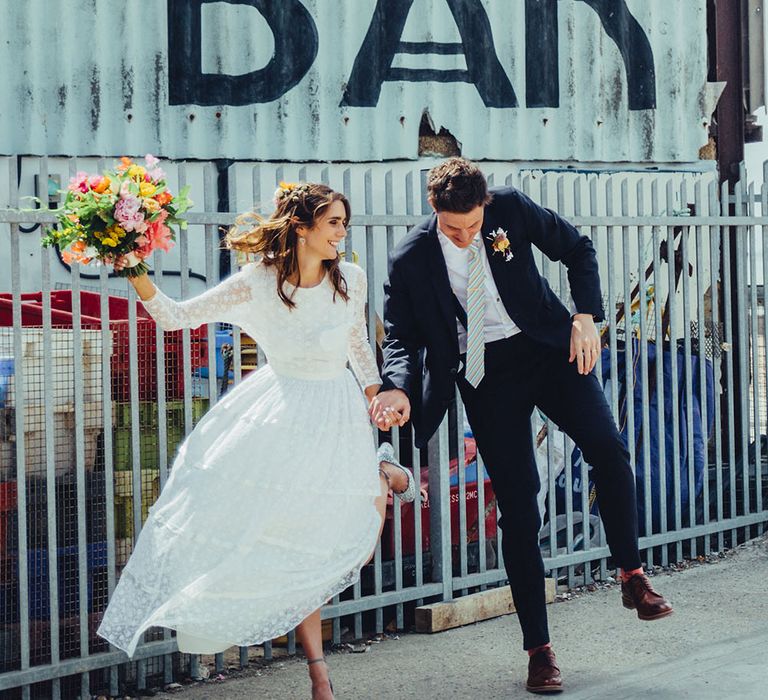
569;313;601;375
369;389;411;431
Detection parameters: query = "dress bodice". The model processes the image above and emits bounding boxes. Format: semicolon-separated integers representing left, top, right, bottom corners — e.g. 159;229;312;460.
141;260;381;386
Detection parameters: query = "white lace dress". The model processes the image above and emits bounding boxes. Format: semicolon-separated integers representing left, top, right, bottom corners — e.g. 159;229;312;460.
97;261;383;657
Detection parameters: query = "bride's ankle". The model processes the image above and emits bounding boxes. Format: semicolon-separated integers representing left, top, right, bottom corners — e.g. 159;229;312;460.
307;657;328;680
307;659;333;699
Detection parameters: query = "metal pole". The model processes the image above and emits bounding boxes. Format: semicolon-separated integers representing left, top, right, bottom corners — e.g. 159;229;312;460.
714;0;746;464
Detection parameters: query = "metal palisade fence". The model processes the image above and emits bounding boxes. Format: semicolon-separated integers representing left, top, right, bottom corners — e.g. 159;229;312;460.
0;157;767;697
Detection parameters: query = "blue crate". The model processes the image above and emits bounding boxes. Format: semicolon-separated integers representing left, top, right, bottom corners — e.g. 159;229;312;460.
0;357;12;407
0;541;107;621
196;329;234;380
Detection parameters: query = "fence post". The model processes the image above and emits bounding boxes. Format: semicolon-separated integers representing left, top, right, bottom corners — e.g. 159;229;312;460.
427;417;453;601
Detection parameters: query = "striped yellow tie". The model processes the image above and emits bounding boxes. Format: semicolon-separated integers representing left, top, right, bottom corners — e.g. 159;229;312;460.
464;240;485;388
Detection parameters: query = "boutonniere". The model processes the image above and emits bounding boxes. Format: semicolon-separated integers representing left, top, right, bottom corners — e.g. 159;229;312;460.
487;228;513;261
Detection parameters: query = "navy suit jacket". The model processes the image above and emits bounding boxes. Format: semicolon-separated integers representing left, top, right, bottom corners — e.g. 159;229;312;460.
380;186;605;448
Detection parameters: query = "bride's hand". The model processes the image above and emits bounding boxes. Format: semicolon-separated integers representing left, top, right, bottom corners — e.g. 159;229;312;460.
113;252;143;273
366;386;403;428
113;255;129;272
112;254;156;300
369;389;410;431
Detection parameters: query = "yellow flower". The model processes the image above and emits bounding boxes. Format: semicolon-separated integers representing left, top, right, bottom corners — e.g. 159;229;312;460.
139;182;156;197
143;197;160;212
105;223;126;241
487;228;513;261
101;238;118;247
128;165;146;179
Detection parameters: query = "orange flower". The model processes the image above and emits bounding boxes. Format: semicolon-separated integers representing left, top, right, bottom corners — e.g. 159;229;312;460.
71;240;87;253
155;191;173;206
62;250;87;265
117;156;133;172
92;176;110;194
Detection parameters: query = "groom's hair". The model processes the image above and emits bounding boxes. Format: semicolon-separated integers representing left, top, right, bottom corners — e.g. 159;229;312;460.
427;158;492;213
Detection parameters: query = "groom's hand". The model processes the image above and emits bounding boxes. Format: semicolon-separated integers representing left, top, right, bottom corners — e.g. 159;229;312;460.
369;389;411;430
569;313;600;375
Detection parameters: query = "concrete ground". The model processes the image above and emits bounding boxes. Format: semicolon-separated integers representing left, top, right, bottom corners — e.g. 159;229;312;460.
151;534;768;700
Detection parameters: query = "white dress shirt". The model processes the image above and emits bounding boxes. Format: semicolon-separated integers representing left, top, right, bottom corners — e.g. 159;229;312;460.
437;230;520;353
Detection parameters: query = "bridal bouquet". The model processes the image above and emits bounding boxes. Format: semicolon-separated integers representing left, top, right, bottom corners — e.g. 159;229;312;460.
41;155;192;277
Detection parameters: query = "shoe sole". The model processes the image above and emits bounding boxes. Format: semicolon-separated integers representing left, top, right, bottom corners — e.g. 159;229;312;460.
526;683;563;694
637;608;674;621
377;444;416;503
622;600;674;621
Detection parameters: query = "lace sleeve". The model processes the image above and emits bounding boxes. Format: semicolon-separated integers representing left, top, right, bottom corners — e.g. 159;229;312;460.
346;265;382;389
141;264;255;331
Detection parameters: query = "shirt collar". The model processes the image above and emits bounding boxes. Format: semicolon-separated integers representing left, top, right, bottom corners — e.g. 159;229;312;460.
437;228;482;254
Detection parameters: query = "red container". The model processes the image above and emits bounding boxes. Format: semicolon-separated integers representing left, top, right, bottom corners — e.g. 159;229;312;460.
0;297;100;328
383;477;498;559
0;291;208;400
108;319;208;401
0;481;17;559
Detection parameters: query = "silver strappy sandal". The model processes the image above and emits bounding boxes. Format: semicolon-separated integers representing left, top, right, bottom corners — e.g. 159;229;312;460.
377;442;416;503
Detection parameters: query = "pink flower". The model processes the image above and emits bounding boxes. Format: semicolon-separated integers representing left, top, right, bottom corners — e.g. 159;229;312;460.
115;193;140;218
144;154;166;181
135;210;173;259
151;223;174;252
114;194;147;233
68;171;89;193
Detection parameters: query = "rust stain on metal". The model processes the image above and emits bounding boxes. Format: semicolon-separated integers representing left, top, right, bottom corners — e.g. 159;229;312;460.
89;64;100;132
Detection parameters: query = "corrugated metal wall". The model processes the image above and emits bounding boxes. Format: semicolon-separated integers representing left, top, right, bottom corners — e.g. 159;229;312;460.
1;0;716;162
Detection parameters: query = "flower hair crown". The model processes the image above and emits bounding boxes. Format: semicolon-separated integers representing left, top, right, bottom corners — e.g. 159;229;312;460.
274;181;311;206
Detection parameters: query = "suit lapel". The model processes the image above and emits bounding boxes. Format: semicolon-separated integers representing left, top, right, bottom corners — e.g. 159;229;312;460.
424;217;461;340
480;210;511;300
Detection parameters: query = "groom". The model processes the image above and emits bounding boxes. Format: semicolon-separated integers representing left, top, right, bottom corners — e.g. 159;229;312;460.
371;158;672;693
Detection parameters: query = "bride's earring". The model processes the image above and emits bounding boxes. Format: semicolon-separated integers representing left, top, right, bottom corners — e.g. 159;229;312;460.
299;237;306;244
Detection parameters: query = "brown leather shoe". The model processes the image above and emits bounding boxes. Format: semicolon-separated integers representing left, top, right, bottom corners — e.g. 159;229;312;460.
526;648;563;694
621;573;673;620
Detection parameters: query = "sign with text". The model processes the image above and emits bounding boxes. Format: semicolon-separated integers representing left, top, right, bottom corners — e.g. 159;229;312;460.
1;0;715;162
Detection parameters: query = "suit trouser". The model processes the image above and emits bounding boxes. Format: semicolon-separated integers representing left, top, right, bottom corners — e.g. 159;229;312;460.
457;333;642;650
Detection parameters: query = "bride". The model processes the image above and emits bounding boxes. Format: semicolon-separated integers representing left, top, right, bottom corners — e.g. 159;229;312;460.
97;182;415;700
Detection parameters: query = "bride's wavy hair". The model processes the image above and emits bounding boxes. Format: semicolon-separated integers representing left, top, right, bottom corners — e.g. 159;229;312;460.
226;183;351;309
